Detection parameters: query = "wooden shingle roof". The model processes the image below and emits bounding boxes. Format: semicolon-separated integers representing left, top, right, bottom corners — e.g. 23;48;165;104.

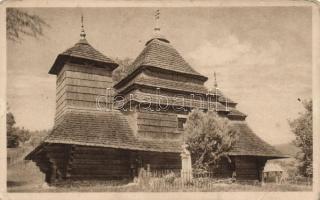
264;163;284;172
43;110;182;153
49;39;118;75
63;39;116;64
218;95;236;105
129;38;203;76
30;110;285;158
228;109;247;118
117;72;208;95
229;122;286;158
114;38;208;88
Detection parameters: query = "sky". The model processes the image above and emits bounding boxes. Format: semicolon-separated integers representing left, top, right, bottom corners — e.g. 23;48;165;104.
7;7;312;145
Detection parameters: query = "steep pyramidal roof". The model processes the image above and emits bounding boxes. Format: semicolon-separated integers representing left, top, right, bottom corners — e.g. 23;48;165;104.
49;38;117;75
49;16;118;75
114;38;207;88
63;39;116;65
130;38;203;76
119;8;206;81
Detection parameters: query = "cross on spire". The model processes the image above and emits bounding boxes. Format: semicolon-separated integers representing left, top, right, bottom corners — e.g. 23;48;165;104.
145;8;170;45
80;14;86;39
154;9;161;34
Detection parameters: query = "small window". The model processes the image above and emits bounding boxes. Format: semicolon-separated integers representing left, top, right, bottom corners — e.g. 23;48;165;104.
178;118;187;130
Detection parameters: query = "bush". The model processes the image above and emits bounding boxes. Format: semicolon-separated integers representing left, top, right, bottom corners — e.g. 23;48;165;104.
289;99;312;177
163;172;175;184
7;134;19;148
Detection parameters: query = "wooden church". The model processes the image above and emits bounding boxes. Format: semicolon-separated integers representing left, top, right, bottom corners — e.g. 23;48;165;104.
25;14;284;184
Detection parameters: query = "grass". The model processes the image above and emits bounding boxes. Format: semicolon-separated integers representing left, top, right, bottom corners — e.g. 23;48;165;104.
8;181;312;192
8;166;312;193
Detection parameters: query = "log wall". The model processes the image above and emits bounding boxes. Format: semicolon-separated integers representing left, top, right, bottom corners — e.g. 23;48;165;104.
43;144;71;180
235;156;261;181
37;144;132;181
137;151;181;171
34;145;268;183
67;146;131;180
207;156;263;181
208;158;234;178
35;144;182;183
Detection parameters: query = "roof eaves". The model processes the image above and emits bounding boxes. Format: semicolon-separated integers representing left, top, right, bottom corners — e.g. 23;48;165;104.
114;65;208;89
24;142;47;160
228;152;289;159
45;139;182;153
49;54;118;75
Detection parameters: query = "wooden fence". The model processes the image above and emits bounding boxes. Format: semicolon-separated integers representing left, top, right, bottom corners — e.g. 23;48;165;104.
135;169;312;192
136;169;235;192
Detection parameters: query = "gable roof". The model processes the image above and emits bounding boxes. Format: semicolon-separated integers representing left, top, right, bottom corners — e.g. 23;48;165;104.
49;39;118;75
114;38;208;88
264;163;284;172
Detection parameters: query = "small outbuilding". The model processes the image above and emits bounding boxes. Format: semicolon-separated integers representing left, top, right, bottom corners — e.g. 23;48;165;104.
263;162;285;183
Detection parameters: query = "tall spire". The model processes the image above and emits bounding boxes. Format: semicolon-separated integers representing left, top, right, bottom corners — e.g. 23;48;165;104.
80;14;86;40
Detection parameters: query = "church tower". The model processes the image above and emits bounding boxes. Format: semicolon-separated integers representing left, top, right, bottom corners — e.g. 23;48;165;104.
49;16;118;122
113;9;246;141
